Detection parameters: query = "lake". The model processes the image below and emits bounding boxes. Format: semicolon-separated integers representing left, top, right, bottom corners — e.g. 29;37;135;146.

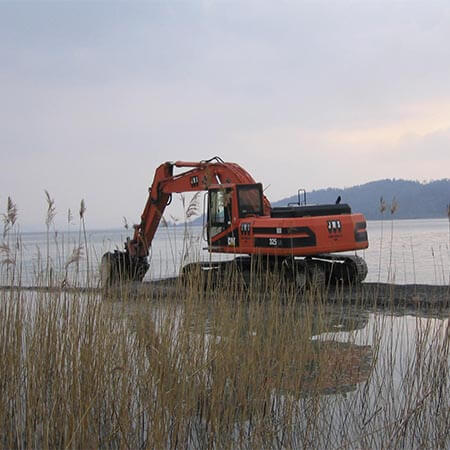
2;218;449;286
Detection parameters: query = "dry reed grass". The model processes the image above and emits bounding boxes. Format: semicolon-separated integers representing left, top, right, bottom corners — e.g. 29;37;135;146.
1;268;448;448
0;198;448;449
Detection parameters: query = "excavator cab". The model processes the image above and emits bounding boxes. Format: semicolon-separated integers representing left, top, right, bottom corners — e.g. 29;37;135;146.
206;183;264;241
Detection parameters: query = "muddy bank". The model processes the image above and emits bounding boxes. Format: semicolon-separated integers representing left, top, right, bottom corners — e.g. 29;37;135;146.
141;279;450;317
327;282;450;316
2;279;448;316
140;279;450;313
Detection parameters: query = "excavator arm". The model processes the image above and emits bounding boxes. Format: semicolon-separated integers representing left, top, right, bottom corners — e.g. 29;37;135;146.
127;157;271;258
101;157;270;285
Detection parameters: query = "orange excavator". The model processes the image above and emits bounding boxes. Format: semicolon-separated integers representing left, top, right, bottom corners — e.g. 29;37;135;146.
100;157;369;287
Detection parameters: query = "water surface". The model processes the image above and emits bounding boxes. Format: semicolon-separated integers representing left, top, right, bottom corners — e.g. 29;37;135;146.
5;218;449;286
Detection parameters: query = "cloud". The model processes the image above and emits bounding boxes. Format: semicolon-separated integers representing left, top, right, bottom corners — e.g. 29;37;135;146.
1;1;450;229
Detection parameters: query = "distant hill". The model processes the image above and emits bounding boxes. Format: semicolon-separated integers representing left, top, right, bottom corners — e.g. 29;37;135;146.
185;178;449;225
274;179;450;220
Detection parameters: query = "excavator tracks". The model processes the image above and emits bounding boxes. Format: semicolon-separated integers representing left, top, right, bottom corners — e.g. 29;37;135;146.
321;254;368;284
181;254;368;291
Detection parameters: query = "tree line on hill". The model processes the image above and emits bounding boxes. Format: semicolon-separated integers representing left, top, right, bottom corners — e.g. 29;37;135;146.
273;178;450;220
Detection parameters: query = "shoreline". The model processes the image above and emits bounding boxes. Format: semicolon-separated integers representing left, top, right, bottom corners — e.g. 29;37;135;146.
1;280;449;315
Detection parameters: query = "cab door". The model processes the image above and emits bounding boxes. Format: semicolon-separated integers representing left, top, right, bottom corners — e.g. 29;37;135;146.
207;188;233;243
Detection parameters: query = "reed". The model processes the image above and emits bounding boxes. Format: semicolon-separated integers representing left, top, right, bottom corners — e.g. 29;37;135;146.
387;196;398;283
1;197;20;286
377;196;387;283
0;277;448;448
0;202;448;448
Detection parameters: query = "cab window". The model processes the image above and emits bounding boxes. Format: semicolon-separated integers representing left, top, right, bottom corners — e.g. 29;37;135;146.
237;184;263;217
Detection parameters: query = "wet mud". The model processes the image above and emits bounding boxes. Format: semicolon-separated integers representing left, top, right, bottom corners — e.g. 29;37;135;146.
328;282;449;309
2;279;449;317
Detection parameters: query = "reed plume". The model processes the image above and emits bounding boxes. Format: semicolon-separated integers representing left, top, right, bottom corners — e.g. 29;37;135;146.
79;199;86;219
44;190;56;227
390;196;398;215
379;196;387;214
185;191;201;219
2;196;18;238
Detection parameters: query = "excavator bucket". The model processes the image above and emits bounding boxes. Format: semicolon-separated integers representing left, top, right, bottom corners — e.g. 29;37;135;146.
100;251;149;287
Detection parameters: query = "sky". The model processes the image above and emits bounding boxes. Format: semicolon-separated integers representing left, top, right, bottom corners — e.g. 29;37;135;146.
1;1;450;231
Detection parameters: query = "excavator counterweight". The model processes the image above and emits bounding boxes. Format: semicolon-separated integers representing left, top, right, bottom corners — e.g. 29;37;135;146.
100;157;369;288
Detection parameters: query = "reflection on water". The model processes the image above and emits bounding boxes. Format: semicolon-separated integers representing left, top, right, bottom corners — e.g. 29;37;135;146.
116;295;448;448
290;340;372;396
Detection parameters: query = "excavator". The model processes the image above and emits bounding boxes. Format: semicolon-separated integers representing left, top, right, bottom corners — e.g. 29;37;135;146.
100;157;369;288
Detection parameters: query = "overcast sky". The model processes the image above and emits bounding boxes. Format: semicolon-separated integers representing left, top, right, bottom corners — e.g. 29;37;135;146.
1;1;450;230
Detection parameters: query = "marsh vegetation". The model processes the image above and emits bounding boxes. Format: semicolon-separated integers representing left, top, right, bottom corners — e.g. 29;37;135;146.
0;197;449;448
